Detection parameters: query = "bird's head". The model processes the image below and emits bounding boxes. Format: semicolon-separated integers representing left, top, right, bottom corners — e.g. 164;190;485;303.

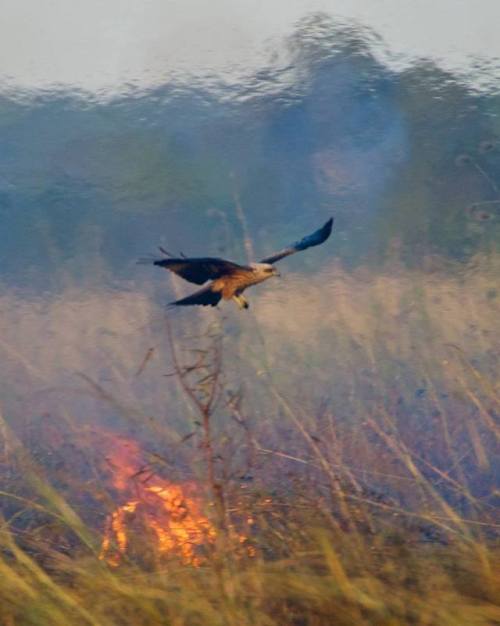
250;263;281;279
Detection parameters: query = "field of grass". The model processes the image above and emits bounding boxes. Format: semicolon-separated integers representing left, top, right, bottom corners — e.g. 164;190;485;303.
0;252;498;625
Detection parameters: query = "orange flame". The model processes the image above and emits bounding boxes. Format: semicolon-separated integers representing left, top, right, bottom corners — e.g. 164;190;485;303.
97;433;216;567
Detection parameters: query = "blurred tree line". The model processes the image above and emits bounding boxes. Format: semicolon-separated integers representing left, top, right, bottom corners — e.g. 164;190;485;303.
0;14;498;289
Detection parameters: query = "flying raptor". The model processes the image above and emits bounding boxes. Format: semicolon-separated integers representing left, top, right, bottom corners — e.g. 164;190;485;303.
142;217;333;309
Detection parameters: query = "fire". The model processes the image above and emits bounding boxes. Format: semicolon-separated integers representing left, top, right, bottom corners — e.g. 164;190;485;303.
97;432;216;567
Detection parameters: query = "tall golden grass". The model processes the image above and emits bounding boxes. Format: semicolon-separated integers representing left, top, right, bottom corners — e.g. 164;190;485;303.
0;252;498;625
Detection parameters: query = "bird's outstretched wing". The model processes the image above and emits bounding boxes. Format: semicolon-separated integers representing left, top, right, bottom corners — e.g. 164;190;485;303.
260;217;334;265
169;285;222;307
139;257;247;285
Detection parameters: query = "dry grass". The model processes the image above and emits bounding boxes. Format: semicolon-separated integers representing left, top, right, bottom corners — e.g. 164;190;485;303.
0;252;498;625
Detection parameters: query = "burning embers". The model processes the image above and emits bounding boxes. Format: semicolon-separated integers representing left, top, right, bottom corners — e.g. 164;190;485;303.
97;433;216;567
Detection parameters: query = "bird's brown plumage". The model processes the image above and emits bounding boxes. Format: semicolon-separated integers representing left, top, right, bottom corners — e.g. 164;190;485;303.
141;217;334;309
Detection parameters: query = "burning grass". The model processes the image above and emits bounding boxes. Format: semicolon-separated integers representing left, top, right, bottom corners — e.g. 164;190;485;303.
97;431;216;568
0;253;498;625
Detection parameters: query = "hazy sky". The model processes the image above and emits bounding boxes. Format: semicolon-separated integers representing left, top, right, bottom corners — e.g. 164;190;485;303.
1;0;499;94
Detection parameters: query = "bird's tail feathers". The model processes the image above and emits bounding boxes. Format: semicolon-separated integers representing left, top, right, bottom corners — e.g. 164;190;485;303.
137;257;177;267
137;246;185;265
169;285;222;307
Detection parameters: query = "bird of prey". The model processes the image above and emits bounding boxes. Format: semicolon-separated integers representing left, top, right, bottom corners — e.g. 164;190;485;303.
141;217;333;309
